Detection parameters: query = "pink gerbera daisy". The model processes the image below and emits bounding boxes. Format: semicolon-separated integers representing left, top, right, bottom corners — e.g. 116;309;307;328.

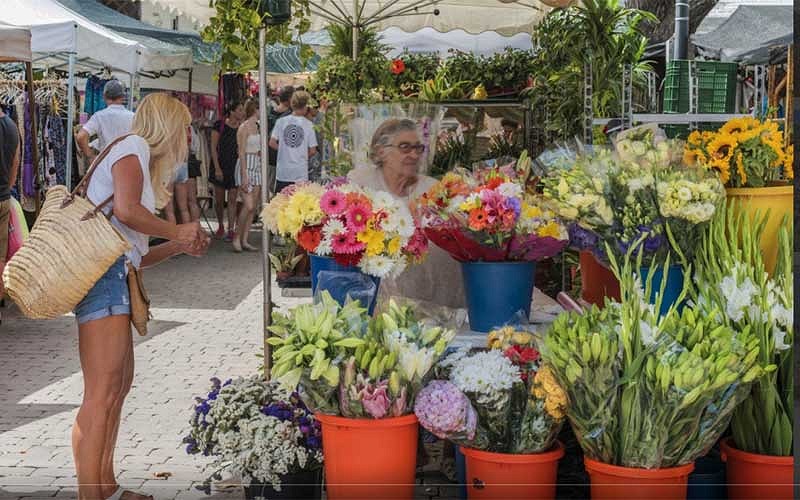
345;203;372;233
320;189;347;216
331;231;365;254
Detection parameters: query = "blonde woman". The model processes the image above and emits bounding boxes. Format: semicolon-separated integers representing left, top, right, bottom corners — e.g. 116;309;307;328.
233;98;261;252
72;93;209;500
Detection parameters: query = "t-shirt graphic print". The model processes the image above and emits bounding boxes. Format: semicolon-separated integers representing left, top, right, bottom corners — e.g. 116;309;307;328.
271;115;317;182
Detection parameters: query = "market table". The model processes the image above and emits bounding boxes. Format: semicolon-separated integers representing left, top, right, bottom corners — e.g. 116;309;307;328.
451;288;564;348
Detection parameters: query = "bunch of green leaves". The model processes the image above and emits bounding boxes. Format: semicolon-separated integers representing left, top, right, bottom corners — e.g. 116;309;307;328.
268;241;303;273
268;291;369;413
693;201;793;456
202;0;313;73
394;51;441;94
417;67;470;101
483;48;535;92
308;23;397;102
485;133;524;161
431;132;474;178
441;50;482;91
524;0;655;140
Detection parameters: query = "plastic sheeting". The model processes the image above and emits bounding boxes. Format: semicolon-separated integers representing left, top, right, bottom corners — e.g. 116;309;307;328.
692;5;792;64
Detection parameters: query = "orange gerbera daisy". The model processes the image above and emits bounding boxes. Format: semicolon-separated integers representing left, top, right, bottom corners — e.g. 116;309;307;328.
468;208;489;231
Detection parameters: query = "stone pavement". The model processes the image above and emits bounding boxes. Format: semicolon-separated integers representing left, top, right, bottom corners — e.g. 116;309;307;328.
0;227;567;500
0;230;307;500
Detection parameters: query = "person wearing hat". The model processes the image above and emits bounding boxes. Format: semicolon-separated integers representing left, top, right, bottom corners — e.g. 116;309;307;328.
75;79;135;163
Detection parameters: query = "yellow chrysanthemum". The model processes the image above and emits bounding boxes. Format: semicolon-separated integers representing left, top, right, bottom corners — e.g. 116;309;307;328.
521;202;543;219
357;228;386;256
532;365;567;420
538;221;562;239
387;236;401;256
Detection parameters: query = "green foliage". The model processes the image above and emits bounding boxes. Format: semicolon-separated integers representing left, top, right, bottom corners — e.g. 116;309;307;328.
394;51;441;94
483;48;535;92
430;133;474;178
325;23;386;58
202;0;312;73
524;0;655;140
441;50;482;91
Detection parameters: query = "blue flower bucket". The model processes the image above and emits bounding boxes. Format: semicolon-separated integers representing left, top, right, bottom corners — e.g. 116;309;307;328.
640;264;685;317
309;254;380;314
460;261;536;333
687;455;726;500
455;446;467;499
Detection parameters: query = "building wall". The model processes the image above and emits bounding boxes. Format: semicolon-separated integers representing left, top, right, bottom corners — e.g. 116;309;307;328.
139;2;202;34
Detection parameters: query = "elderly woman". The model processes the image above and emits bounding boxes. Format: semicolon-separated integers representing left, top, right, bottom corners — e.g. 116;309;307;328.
348;118;465;309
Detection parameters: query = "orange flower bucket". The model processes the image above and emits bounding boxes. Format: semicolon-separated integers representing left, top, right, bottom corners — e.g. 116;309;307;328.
315;413;419;499
726;185;793;275
584;457;694;500
579;250;620;307
720;437;793;500
461;442;564;500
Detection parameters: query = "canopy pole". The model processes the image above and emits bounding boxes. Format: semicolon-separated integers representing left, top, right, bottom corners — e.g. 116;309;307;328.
352;0;359;60
128;73;135;111
259;27;273;380
65;53;76;190
25;62;41;215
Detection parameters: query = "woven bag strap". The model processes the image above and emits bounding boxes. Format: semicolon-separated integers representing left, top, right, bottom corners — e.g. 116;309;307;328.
71;133;135;199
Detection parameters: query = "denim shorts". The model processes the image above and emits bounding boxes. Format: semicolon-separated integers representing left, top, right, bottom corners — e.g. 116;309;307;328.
74;256;131;324
175;163;189;184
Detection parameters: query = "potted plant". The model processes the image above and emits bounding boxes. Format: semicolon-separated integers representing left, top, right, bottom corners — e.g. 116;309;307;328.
543;134;725;315
269;242;305;282
414;160;569;332
543;239;767;499
267;293;456;499
262;182;428;313
183;376;323;499
692;201;793;499
684;117;793;274
415;330;566;499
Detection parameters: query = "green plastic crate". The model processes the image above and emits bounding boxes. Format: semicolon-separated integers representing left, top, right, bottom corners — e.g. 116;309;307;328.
662;60;738;114
663;121;722;140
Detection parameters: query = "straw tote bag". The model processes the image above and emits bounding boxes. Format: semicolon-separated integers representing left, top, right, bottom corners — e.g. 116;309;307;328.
3;135;133;319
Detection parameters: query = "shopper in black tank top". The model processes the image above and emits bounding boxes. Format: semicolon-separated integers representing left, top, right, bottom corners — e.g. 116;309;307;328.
210;101;244;240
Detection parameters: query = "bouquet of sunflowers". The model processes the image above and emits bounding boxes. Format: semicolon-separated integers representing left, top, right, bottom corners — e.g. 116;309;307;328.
683;117;793;187
263;182;428;278
414;329;566;454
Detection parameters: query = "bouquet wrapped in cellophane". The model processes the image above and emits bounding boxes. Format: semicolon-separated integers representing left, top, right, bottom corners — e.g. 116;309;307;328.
268;292;455;419
413;157;568;262
414;328;565;454
692;200;793;456
542;239;766;468
543;132;724;266
262;181;428;278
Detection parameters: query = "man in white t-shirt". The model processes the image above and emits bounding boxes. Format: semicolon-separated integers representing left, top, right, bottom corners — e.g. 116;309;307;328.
75;79;135;162
269;91;318;193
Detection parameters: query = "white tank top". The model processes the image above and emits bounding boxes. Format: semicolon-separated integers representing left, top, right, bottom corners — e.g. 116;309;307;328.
245;133;261;154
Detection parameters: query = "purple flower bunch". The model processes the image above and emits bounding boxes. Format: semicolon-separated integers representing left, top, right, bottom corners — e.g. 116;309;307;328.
183;377;232;456
413;380;477;441
262;393;323;451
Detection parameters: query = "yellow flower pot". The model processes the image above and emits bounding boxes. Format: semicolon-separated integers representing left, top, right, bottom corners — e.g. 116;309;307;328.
726;185;793;275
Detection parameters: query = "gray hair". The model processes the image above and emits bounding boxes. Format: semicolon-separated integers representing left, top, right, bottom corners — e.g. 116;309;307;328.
369;118;418;168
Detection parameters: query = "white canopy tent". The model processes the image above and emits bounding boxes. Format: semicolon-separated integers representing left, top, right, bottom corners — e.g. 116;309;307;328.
0;23;33;63
4;0;194;189
141;0;554;35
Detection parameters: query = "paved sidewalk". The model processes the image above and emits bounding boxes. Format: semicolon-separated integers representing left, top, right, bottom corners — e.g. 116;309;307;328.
0;232;305;499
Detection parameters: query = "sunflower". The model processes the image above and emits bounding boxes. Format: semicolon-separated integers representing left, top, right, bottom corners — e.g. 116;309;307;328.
735;152;747;186
683;148;706;166
784;145;794;180
710;157;731;184
719;117;759;135
687;130;703;147
707;133;737;163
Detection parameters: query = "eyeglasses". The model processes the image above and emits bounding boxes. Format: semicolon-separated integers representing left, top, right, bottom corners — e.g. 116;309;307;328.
387;142;425;154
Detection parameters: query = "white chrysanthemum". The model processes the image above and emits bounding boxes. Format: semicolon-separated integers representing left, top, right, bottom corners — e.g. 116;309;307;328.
382;207;416;239
498;182;523;198
450;350;519;396
360;254;397;278
322;219;346;239
371;191;396;212
315;236;333;256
